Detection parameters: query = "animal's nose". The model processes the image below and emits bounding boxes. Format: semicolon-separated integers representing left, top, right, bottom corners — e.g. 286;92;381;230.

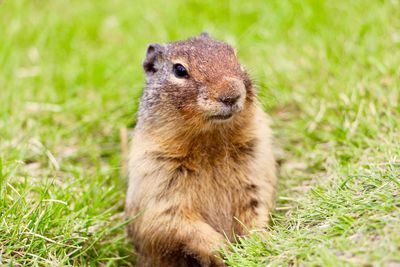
217;93;241;106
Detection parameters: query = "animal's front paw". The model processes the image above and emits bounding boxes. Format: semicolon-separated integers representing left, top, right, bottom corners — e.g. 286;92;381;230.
195;250;226;267
209;256;226;267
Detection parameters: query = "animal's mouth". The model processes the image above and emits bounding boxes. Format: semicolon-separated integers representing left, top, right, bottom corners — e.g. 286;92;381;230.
208;113;233;121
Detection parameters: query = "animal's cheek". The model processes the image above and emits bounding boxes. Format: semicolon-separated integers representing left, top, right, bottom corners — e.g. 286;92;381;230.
167;74;189;87
163;85;198;111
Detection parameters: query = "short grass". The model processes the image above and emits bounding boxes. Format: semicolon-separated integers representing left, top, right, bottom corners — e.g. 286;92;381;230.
1;0;399;266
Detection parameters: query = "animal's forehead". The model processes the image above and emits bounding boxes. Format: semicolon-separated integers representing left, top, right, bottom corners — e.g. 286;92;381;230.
166;37;241;80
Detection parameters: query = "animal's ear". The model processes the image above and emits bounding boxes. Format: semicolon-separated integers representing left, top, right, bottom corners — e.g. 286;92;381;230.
143;43;164;74
199;32;210;38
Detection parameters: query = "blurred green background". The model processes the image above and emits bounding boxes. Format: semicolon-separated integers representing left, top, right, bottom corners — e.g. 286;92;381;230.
0;0;399;266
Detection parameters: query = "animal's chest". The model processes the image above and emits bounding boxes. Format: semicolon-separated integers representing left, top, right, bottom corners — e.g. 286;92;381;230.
176;156;256;235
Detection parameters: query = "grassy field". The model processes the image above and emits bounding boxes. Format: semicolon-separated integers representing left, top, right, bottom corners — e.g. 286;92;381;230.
1;0;399;266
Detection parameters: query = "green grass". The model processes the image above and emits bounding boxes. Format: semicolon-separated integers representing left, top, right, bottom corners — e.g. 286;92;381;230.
1;0;399;266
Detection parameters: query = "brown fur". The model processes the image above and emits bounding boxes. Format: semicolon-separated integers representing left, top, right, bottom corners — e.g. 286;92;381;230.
125;34;277;267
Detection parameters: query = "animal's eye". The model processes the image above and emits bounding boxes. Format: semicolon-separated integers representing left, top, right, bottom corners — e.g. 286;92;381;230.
173;64;189;78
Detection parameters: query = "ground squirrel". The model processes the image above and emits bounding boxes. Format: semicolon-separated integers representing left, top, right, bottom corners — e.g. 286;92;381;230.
125;33;277;267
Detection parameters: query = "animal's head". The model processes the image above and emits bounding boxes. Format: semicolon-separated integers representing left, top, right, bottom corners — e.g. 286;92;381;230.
141;33;255;127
